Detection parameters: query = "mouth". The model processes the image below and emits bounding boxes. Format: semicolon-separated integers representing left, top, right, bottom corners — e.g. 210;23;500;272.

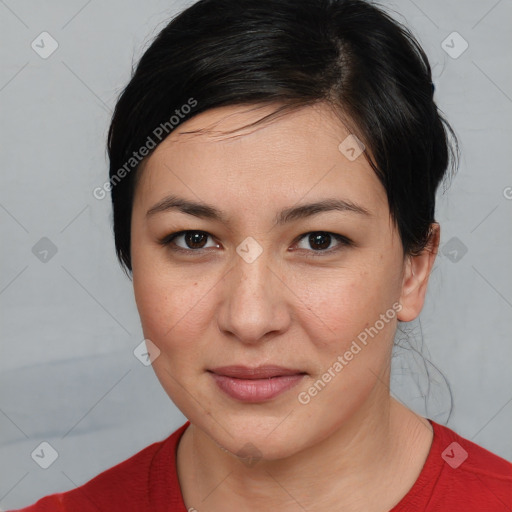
207;365;307;402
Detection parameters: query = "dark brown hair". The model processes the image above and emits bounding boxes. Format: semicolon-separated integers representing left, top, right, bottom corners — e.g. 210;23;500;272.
107;0;458;275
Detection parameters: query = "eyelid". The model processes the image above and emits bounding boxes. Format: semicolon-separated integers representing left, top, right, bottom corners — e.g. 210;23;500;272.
291;232;353;257
158;230;353;255
158;230;219;252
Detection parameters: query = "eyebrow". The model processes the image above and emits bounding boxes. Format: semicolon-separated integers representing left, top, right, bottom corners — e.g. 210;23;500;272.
146;194;372;225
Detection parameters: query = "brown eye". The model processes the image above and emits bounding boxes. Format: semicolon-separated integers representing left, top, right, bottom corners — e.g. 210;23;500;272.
295;231;352;255
183;231;209;249
159;230;352;257
308;232;332;251
159;230;218;253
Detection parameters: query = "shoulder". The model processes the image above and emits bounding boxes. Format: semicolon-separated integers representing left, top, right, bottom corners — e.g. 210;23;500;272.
7;422;190;512
424;420;512;510
433;420;512;476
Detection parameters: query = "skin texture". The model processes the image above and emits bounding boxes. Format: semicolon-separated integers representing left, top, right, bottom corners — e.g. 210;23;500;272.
130;102;440;511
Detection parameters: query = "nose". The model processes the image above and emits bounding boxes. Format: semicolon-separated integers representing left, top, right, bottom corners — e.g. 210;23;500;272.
216;249;291;345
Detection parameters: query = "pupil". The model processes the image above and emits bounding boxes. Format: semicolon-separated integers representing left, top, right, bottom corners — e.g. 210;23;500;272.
310;232;330;250
183;232;332;251
186;231;207;249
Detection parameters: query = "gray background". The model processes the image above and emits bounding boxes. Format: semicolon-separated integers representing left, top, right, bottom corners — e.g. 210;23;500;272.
1;0;511;509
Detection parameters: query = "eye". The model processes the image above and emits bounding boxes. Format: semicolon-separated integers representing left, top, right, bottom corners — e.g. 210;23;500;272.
158;230;219;253
159;230;352;257
293;231;352;256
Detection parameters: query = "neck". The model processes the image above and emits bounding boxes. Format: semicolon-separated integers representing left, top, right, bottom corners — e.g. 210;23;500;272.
177;385;432;512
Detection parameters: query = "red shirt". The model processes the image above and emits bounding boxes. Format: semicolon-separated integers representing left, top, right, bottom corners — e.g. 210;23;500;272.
9;419;512;511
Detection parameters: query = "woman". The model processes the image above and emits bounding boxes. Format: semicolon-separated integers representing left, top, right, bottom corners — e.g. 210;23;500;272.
11;0;512;510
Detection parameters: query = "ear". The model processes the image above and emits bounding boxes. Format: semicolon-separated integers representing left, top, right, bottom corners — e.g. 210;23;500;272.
397;223;440;322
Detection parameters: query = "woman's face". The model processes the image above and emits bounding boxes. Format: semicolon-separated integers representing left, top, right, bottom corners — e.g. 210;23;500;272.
130;103;420;460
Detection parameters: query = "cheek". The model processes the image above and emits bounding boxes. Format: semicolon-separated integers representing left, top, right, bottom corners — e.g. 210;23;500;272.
132;230;401;360
298;264;400;349
295;269;399;418
132;252;217;362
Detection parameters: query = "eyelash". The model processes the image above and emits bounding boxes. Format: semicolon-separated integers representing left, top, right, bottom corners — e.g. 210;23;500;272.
158;230;353;257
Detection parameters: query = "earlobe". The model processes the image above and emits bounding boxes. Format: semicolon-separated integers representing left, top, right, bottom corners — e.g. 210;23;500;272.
397;223;440;322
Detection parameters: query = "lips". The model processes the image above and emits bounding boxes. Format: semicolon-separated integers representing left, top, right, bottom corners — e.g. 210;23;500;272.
208;365;307;402
209;365;305;379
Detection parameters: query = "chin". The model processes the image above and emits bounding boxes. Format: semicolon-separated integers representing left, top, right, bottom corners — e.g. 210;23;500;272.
193;410;311;462
222;431;305;463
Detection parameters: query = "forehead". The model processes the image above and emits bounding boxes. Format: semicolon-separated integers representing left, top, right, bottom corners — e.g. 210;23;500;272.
134;103;389;221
